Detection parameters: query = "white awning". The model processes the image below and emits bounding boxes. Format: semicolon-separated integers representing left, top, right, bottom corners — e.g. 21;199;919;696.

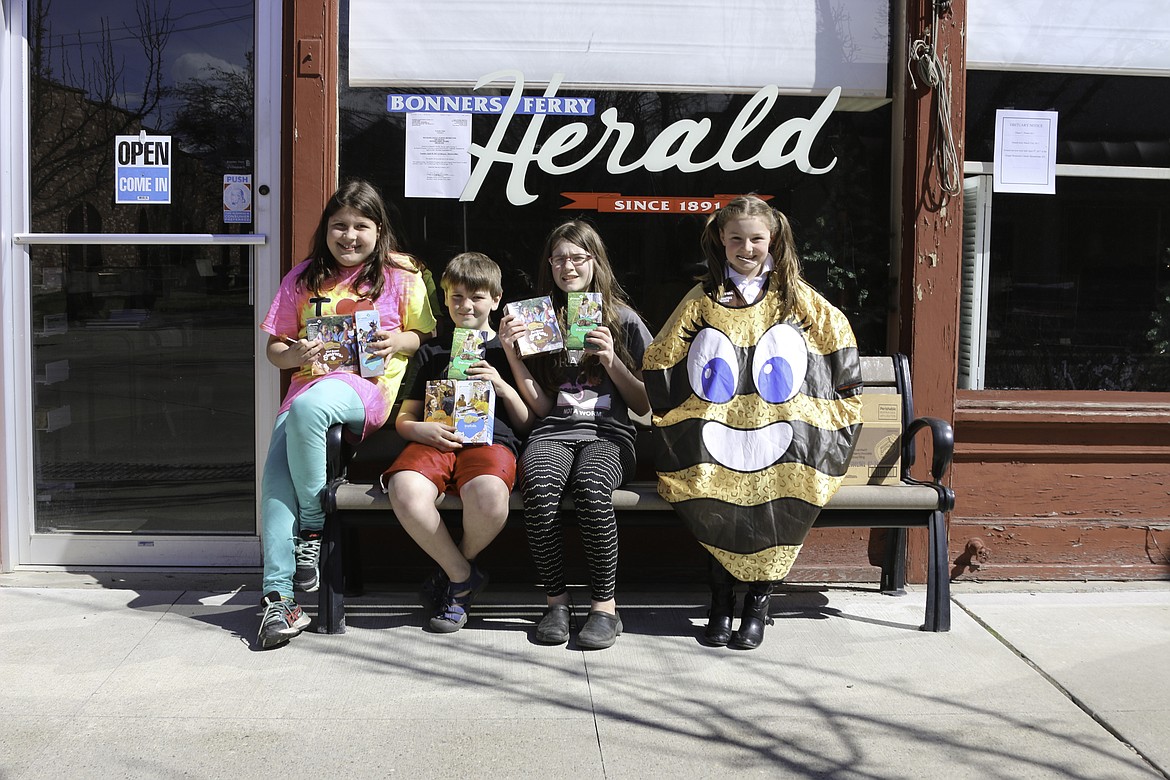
968;1;1170;75
348;0;890;96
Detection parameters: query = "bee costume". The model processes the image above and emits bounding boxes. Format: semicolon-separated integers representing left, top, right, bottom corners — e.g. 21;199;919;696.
643;279;864;583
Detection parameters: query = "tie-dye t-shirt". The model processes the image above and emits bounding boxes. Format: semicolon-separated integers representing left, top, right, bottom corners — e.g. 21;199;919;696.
261;256;437;438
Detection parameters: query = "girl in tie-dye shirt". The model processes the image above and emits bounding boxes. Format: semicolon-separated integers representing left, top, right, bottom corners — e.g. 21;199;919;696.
256;179;435;648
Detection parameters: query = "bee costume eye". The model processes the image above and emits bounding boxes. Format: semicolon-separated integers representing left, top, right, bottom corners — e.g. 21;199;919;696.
752;324;806;405
687;328;738;403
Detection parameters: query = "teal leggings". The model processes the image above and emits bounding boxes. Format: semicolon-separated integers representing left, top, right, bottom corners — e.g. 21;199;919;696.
261;379;365;598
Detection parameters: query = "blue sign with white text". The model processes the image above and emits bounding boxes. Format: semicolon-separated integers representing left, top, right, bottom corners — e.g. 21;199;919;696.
115;165;170;204
387;93;595;116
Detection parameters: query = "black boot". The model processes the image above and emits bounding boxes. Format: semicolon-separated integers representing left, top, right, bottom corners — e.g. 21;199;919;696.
729;581;774;650
703;557;737;646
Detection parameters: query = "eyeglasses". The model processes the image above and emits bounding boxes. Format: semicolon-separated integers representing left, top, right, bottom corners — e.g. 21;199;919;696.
549;253;593;269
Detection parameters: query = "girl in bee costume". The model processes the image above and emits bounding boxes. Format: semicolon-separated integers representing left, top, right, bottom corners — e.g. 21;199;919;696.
643;196;863;650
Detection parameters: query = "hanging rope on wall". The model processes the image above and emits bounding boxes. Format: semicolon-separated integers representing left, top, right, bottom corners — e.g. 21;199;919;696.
907;0;961;201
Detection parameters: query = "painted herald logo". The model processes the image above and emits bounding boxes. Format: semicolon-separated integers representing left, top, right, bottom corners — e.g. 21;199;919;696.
462;71;841;206
560;193;774;214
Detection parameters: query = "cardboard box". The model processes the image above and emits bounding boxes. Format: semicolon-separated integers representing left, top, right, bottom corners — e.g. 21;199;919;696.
842;389;902;485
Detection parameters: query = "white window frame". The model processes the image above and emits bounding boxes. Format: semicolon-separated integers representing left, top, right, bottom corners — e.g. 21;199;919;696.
959;175;992;390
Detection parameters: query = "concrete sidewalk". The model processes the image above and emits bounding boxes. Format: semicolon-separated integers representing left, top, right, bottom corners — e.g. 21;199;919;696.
0;575;1166;779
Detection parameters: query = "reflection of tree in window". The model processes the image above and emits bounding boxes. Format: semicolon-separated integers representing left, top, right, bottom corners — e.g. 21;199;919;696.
169;51;254;168
28;0;171;226
29;1;255;237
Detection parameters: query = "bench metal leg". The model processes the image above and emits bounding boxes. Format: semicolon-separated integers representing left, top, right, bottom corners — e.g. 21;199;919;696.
343;525;365;597
880;527;908;595
921;510;952;632
316;513;347;634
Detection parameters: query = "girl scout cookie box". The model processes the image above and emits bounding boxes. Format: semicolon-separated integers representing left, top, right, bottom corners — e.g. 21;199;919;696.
842;388;901;486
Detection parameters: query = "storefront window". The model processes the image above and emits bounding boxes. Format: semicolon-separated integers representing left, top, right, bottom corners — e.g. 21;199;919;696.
336;5;892;353
965;71;1170;391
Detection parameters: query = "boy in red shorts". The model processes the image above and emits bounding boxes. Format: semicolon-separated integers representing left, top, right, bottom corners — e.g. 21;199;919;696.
383;252;533;632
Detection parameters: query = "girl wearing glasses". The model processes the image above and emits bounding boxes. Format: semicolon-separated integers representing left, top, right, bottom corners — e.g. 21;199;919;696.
500;220;652;649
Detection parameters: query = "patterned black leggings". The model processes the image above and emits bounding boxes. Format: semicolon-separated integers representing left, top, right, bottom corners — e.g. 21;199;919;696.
518;438;635;602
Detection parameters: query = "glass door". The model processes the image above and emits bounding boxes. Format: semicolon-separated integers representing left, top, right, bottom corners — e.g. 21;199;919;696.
11;0;280;566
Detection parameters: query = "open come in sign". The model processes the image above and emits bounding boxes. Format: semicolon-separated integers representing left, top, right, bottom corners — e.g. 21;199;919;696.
114;134;171;204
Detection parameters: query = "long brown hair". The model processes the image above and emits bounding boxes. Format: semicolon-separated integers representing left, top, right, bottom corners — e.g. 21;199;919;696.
698;195;803;316
298;178;418;298
529;220;640;391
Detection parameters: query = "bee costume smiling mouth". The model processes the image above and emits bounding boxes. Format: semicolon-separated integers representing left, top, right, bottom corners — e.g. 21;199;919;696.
642;281;864;583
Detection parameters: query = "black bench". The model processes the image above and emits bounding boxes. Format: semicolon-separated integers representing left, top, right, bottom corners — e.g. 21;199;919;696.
317;354;955;634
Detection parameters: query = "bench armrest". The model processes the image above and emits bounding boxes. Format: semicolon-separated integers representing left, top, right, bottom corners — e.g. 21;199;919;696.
903;416;956;511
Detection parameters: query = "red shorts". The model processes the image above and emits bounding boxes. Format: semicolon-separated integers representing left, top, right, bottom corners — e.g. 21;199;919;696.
382;442;517;495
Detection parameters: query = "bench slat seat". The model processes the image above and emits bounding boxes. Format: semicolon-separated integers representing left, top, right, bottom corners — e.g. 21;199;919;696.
331;480;946;513
317;353;955;636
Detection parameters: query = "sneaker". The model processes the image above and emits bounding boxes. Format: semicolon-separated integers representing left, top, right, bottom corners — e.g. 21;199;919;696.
293;529;322;593
427;565;488;634
257;591;310;649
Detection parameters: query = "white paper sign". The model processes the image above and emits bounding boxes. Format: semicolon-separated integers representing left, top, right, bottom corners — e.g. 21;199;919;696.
222;174;252;223
993;109;1058;195
405;113;472;199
